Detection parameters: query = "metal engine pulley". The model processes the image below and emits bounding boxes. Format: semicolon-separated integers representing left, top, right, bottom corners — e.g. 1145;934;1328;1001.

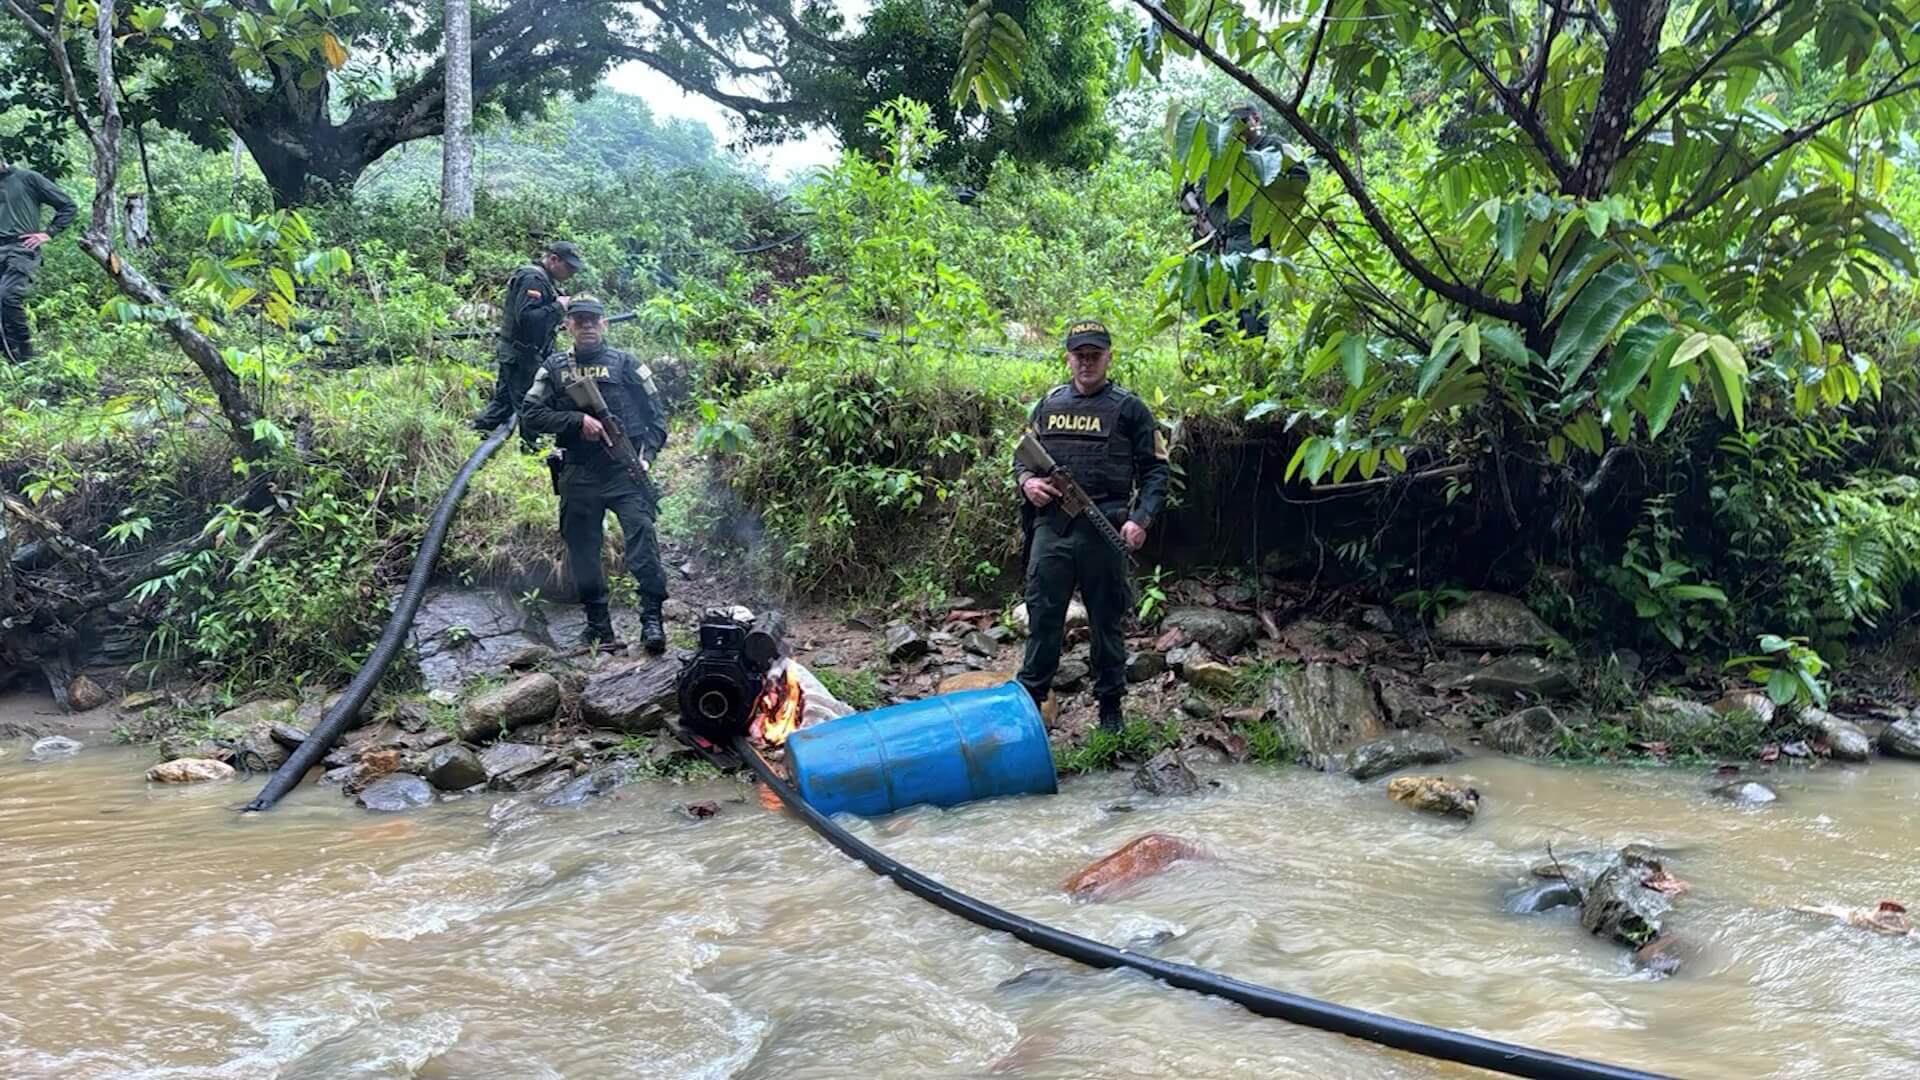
676;611;785;743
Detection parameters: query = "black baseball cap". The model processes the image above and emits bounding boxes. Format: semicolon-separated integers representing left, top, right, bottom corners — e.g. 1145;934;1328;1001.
1064;319;1111;351
545;240;587;271
566;296;606;318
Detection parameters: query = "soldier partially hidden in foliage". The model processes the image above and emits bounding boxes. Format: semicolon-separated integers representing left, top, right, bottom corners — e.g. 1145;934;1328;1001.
472;240;585;442
519;297;671;651
1015;319;1170;732
1177;106;1298;339
0;157;76;364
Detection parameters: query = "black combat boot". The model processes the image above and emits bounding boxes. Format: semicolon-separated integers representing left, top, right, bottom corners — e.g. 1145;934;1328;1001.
581;603;616;647
1097;696;1124;734
640;606;666;655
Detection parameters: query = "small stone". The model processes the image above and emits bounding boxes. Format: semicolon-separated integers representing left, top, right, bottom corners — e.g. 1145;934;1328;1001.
1375;681;1426;728
1636;696;1719;738
269;722;309;750
1360;607;1395;633
1485;705;1570;758
1165;643;1205;670
1503;881;1581;914
811;650;844;668
1386;775;1479;819
146;757;235;784
1181;660;1238;695
428;688;459;708
1125;651;1167;683
885;624;931;663
344;749;402;794
1133;748;1201;796
459;673;561;741
662;598;695;622
159;736;225;762
28;736;82;761
1712;780;1778;805
1215;584;1255;605
66;675;110;711
1180;695;1215;719
929;630;960;648
682;801;722;819
985;624;1015;644
1063;833;1206;900
1884;717;1920;759
579;659;679;734
422;745;489;791
1347;732;1460;780
539;763;637;807
356;773;435;812
237;725;290;770
1805;708;1872;762
962;631;998;658
479;742;560;788
1632;933;1687;978
502;643;552;669
120;690;168;711
1448;656;1576;699
1052;659;1089;691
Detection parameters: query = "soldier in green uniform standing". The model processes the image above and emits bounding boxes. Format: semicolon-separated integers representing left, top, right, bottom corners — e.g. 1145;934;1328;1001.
471;240;585;439
517;297;671;652
0;157;78;364
1014;319;1170;732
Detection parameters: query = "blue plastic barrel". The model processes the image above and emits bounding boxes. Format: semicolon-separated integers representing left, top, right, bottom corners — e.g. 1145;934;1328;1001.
784;680;1057;817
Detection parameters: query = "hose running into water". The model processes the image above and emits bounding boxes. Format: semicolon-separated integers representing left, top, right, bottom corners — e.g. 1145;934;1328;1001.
734;737;1672;1080
242;419;517;812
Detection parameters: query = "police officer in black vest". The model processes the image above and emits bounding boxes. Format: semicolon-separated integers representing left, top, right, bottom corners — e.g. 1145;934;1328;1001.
518;297;671;651
472;241;585;441
1015;319;1170;732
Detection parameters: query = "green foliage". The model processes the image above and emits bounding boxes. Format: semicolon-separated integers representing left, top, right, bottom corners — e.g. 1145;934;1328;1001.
1599;499;1730;651
1135;563;1172;621
813;666;883;712
1054;713;1180;773
1726;634;1831;708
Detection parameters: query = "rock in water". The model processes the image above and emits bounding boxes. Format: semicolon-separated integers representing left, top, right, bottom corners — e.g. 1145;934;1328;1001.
1485;705;1570;758
539;763;637;808
1805;709;1873;762
269;722;310;750
1579;849;1673;947
1064;834;1205;901
422;745;489;791
1386;775;1480;819
479;742;560;790
579;659;680;733
357;773;435;812
1133;749;1201;797
1125;651;1167;683
1432;592;1556;649
1712;780;1778;805
884;624;930;662
1347;732;1460;780
146;758;236;784
1159;607;1260;656
1632;933;1688;977
28;736;82;761
459;673;561;741
1885;717;1920;760
1504;881;1581;914
66;675;110;712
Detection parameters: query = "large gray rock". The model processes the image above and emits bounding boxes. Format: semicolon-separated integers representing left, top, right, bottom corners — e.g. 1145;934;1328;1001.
1266;663;1387;757
408;586;557;692
1347;732;1461;780
1579;848;1672;948
357;773;436;812
1884;717;1920;760
459;673;561;741
214;699;297;734
1432;592;1556;650
579;657;682;734
885;624;931;663
1713;689;1777;726
1133;749;1201;797
479;742;560;789
540;762;638;807
422;745;489;791
1806;709;1872;762
236;725;290;770
1485;705;1569;758
66;675;110;712
1160;607;1260;656
1634;696;1718;739
1446;656;1576;699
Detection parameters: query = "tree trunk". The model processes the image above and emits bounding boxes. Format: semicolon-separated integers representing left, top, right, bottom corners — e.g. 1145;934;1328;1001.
1566;0;1672;198
441;0;476;221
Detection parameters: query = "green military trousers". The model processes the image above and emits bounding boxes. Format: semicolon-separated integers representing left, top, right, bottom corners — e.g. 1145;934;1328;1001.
558;465;667;610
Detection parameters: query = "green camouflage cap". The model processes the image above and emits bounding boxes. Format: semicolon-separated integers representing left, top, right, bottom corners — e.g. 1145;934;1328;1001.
545;240;587;272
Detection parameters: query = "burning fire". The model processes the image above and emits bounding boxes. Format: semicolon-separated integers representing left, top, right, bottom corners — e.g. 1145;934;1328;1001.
748;661;806;747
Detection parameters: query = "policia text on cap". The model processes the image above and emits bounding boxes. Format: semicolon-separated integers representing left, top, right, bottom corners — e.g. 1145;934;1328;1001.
1014;320;1170;734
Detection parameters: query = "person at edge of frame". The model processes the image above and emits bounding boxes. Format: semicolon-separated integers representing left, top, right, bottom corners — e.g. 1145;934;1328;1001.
0;156;78;365
1013;318;1170;733
517;296;671;652
471;240;585;447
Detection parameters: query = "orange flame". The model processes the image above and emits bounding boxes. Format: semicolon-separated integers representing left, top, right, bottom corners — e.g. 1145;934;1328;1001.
748;662;806;746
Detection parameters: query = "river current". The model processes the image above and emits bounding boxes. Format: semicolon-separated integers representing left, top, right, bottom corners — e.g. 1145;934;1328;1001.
3;733;1918;1079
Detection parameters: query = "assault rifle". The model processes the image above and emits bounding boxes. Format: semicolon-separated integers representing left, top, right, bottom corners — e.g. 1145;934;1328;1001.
1014;432;1137;602
557;365;653;491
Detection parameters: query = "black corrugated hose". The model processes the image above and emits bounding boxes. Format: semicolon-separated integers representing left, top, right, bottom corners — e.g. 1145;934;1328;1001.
242;418;517;812
733;737;1673;1080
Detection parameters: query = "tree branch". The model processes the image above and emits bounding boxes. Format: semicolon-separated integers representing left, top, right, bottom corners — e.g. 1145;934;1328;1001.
1526;0;1567;113
1425;0;1572;182
633;0;781;78
1660;63;1920;226
1565;0;1670;198
1620;0;1790;158
1294;6;1329;108
610;43;814;118
1132;0;1531;325
4;0;97;141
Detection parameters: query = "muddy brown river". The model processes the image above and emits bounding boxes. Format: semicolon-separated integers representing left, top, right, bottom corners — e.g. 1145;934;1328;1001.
3;723;1919;1079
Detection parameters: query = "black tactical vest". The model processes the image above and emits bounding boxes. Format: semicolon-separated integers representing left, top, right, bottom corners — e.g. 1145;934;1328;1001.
551;347;656;471
1033;383;1133;506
